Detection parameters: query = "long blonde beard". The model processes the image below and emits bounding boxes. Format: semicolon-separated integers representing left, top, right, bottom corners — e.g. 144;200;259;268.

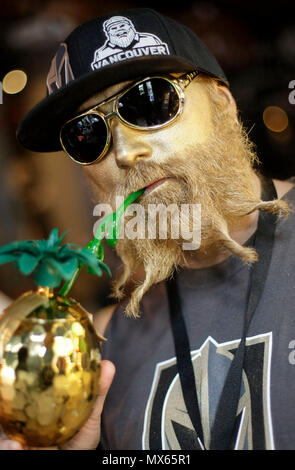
105;77;289;317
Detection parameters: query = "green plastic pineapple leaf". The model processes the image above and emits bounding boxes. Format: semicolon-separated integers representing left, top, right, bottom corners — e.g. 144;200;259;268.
0;228;111;288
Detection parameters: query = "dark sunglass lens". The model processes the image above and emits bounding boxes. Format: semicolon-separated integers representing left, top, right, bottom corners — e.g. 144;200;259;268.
61;114;108;164
118;78;180;127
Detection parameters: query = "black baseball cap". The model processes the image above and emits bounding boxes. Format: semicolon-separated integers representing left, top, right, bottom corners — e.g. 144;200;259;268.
17;7;229;153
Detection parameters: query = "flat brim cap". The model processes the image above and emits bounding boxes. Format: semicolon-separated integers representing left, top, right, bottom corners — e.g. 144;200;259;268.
17;8;229;153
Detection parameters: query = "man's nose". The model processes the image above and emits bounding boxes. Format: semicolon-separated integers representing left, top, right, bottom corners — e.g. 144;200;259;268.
110;119;152;169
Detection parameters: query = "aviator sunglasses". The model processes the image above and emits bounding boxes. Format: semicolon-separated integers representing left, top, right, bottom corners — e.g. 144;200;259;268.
60;71;199;165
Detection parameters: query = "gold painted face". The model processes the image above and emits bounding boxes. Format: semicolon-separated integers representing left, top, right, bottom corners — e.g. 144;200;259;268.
80;74;213;204
76;74;275;318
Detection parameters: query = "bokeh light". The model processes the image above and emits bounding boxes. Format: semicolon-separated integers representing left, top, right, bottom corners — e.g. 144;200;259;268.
2;69;27;95
263;106;289;133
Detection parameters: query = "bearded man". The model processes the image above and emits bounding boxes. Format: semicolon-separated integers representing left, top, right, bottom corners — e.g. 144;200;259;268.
2;8;295;451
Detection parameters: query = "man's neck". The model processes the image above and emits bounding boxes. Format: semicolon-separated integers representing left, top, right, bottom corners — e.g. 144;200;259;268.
181;174;293;270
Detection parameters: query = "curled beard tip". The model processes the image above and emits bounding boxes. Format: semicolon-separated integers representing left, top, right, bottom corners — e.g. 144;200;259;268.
218;233;258;264
125;295;142;318
126;269;165;318
125;284;146;318
111;259;136;301
256;199;290;218
111;278;124;300
240;247;259;264
111;283;125;301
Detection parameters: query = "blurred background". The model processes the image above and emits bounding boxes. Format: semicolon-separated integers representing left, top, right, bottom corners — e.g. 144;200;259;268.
0;0;294;312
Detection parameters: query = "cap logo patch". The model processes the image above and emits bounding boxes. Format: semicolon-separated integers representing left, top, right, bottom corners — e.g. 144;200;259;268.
46;43;74;95
91;15;170;70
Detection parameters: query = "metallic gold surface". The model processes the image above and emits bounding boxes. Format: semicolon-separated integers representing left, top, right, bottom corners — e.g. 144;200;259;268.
0;291;48;361
0;292;102;447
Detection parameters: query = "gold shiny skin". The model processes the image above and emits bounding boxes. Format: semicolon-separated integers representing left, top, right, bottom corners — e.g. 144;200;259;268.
0;291;102;447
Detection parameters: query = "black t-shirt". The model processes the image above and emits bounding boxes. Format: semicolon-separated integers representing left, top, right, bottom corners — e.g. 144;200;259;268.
101;184;295;450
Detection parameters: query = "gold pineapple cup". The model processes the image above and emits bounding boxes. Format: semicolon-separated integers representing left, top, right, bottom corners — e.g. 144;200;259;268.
0;289;102;447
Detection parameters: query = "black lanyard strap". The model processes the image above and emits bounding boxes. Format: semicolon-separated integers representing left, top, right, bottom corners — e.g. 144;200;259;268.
166;177;278;450
166;277;205;449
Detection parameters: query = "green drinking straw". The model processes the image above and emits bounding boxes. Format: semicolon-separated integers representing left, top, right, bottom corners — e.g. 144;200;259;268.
58;188;144;297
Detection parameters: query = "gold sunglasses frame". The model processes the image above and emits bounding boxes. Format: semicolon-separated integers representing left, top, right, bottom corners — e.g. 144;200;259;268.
60;71;199;166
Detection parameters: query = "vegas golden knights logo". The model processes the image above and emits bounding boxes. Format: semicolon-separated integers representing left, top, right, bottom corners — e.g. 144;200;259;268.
46;43;74;95
142;334;274;450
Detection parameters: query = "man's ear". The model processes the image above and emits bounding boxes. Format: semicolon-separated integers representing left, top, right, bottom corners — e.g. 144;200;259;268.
214;82;238;118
